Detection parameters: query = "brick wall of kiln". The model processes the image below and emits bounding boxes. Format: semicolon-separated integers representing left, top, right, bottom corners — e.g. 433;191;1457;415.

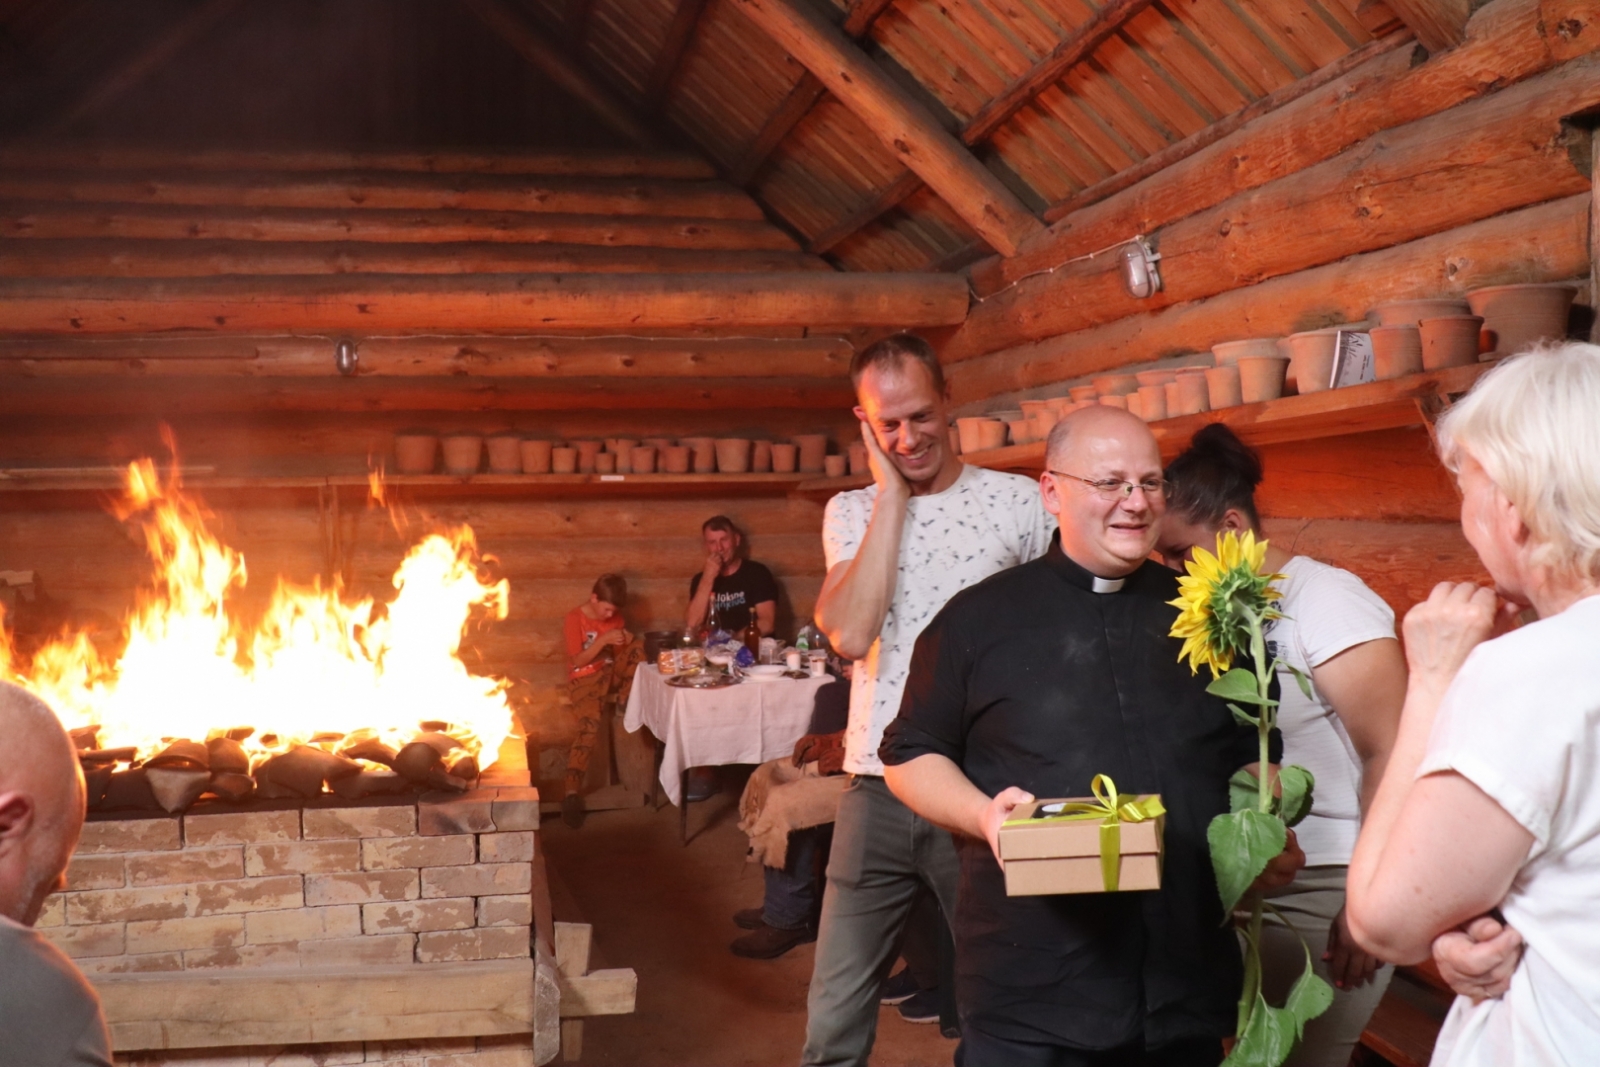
38;790;539;977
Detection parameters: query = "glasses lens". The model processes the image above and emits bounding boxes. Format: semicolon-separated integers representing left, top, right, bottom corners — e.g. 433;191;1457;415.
1141;479;1166;497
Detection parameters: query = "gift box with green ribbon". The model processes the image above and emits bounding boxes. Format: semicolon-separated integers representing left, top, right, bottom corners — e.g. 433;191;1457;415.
998;775;1166;896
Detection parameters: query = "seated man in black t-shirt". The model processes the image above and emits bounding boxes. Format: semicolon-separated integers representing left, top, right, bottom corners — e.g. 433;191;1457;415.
687;515;780;636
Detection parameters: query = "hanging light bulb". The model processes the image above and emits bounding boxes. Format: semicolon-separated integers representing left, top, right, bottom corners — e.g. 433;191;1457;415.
334;340;359;376
1120;238;1162;299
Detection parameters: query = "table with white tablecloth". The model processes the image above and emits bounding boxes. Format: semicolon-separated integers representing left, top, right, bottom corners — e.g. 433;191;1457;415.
623;665;831;807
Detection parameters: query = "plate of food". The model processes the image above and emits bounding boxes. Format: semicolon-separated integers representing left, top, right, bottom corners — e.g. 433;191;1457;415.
744;664;786;680
665;670;740;689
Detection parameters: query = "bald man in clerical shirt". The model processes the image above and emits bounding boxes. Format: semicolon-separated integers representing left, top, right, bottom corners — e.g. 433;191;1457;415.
881;407;1301;1067
0;680;113;1067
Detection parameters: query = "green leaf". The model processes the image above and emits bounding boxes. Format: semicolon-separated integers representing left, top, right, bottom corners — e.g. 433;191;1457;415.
1284;945;1335;1035
1208;808;1286;913
1228;768;1263;814
1223;995;1299;1067
1228;703;1261;729
1208;668;1276;707
1285;662;1315;701
1277;765;1315;828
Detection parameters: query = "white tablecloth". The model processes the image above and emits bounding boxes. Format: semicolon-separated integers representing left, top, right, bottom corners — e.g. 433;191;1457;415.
623;666;831;805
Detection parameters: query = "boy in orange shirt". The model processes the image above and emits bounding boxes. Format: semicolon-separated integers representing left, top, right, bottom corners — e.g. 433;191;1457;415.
562;573;642;828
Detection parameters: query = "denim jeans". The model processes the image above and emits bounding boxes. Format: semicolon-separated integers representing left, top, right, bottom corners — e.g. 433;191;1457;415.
800;775;960;1067
764;824;831;931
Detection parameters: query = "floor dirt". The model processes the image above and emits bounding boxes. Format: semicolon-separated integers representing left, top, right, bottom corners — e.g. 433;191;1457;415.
540;782;959;1067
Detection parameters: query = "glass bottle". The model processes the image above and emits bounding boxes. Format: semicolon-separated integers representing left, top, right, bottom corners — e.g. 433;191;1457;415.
741;616;761;657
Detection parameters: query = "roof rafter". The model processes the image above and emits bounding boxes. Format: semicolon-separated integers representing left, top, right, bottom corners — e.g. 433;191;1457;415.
1382;0;1469;52
641;0;714;113
731;0;1042;256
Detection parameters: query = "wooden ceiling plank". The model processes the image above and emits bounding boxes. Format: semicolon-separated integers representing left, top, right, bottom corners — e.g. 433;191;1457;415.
41;0;240;135
807;170;922;253
1382;0;1469;51
732;0;1042;256
564;0;600;46
841;0;897;38
641;0;714;111
456;0;657;148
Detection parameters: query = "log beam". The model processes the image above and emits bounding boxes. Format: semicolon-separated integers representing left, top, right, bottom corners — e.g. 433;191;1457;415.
41;0;239;135
0;239;829;278
1385;0;1471;51
456;0;657;148
945;49;1600;362
731;0;1042;256
0;271;970;334
807;172;922;254
642;0;713;110
946;194;1590;406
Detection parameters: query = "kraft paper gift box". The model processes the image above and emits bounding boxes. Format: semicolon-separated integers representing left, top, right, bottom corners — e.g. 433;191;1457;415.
998;784;1165;897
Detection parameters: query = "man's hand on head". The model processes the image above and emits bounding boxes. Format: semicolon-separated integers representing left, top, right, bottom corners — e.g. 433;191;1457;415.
979;786;1035;865
858;418;909;501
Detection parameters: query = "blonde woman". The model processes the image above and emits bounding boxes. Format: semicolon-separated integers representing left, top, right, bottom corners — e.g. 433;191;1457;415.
1347;342;1600;1065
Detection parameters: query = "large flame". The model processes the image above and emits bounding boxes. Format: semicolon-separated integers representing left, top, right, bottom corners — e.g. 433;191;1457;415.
1;459;512;770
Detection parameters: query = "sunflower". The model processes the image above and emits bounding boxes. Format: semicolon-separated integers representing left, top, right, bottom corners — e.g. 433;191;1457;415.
1168;530;1286;676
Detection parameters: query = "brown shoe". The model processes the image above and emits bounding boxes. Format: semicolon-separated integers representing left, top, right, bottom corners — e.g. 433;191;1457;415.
733;907;764;930
561;792;586;829
730;921;814;960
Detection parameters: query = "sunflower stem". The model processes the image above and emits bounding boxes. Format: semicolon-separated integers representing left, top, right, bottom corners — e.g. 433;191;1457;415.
1248;612;1272;815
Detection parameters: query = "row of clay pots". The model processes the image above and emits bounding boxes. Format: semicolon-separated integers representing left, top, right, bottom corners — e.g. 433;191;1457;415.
392;431;859;476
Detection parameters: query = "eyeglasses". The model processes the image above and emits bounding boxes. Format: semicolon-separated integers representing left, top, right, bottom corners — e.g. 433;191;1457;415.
1047;470;1168;500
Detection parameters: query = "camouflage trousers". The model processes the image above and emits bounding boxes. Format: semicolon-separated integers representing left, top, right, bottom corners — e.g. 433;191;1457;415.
565;640;644;794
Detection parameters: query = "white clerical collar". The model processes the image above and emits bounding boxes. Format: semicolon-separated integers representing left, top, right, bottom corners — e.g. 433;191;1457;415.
1091;576;1126;594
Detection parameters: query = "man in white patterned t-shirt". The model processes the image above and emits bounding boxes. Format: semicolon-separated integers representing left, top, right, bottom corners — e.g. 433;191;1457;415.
801;334;1055;1066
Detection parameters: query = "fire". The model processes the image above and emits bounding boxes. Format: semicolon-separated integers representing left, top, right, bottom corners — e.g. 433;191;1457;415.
1;459;513;774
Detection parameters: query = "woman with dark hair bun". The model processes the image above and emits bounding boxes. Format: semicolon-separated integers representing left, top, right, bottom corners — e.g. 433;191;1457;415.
1160;423;1408;1067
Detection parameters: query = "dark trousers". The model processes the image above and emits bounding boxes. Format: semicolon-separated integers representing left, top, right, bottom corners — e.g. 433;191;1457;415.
763;824;832;931
957;1029;1224;1067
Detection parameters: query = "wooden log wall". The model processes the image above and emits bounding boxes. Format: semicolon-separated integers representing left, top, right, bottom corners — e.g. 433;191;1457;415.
944;0;1596;624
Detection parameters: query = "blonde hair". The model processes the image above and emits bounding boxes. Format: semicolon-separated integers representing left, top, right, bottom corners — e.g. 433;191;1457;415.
1436;342;1600;583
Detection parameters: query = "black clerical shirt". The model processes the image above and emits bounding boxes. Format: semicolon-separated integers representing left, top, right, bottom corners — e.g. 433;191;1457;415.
879;535;1277;1051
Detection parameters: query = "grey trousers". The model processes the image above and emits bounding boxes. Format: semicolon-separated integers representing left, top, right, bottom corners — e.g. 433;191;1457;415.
801;774;961;1067
1260;865;1392;1067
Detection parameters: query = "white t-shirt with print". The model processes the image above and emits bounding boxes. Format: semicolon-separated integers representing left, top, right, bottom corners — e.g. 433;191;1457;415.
1263;556;1397;865
822;464;1055;776
1418;594;1600;1067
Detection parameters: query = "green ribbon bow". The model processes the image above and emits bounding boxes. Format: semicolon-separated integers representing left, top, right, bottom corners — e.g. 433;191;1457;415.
1019;774;1166;891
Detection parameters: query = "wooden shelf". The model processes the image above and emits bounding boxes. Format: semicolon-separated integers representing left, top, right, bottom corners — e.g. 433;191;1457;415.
961;363;1493;473
0;469;822;495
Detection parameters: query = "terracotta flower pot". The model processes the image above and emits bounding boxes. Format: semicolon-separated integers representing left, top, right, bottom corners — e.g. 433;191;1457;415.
1419;315;1484;370
1098;394;1129;410
1091;373;1140;396
394;431;438;474
948;427;961;455
1068;385;1098;403
956;417;992;455
1019;399;1051;422
714;438;751;474
1369;298;1470;327
643;437;675;452
1134;369;1178;387
1205;365;1243;409
519;439;553;474
608;438;639;474
770;443;799;473
680;436;716;473
573;440;603;474
1163;381;1181;415
1173;371;1209;416
1136;383;1167;421
824;455;847;478
441;433;484;475
631;445;658;474
485;433;522;474
594;451;616;474
1370;325;1423;380
551;447;578;474
751;440;773;473
1211;339;1281;366
1007;418;1033;444
1467;284;1577;357
660;445;690;474
976;420;1008;451
1284;330;1340;394
1237;355;1290;403
792;434;828;473
1032;408;1059;438
1125;391;1145;419
848;441;868;476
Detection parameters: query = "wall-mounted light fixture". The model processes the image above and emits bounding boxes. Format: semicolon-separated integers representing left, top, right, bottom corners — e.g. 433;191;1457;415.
1119;237;1162;299
334;339;359;376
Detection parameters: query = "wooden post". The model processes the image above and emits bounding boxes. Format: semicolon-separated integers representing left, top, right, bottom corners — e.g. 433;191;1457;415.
1384;0;1471;52
730;0;1043;256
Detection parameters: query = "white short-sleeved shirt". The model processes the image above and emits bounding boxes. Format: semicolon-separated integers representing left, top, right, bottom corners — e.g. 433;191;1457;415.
1263;556;1397;865
822;464;1055;775
1418;594;1600;1067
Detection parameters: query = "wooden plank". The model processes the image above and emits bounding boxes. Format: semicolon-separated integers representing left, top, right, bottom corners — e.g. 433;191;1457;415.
0;334;852;379
841;0;898;37
558;969;638;1017
41;0;239;134
0;271;968;334
0;172;764;220
0;238;830;278
807;171;923;253
643;0;714;109
456;0;657;147
730;0;1044;256
553;922;593;978
947;193;1589;405
1359;985;1446;1067
94;959;535;1051
0;203;801;251
1041;29;1415;223
0;144;717;179
945;51;1600;361
970;0;1588;299
1386;0;1471;51
730;73;828;185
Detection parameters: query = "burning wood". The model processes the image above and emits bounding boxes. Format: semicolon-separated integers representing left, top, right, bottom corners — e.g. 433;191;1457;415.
3;456;516;814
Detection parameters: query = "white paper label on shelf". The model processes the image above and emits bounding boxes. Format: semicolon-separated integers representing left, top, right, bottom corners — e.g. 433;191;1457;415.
599;475;625;482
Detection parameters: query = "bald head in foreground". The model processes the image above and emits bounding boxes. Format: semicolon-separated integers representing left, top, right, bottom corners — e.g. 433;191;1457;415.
0;681;113;1067
879;404;1299;1066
